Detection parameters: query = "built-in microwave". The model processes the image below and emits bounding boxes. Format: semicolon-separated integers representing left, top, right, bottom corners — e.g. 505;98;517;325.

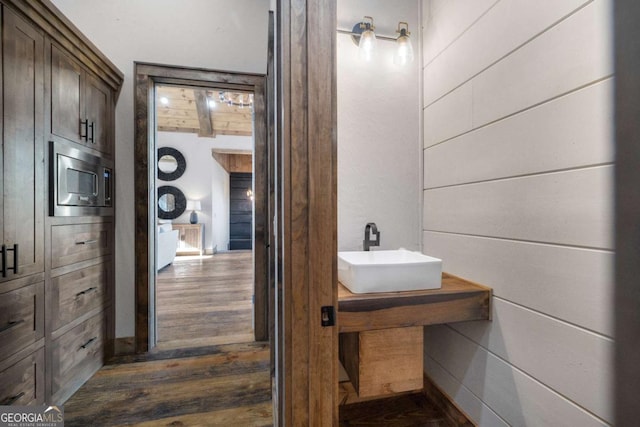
50;141;113;216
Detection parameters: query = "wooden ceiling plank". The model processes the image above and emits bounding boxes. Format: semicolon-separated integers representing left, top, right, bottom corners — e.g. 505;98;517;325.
194;89;215;138
157;126;201;134
212;121;253;132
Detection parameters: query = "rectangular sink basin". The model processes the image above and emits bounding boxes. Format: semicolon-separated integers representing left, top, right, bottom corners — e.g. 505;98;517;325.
338;249;442;294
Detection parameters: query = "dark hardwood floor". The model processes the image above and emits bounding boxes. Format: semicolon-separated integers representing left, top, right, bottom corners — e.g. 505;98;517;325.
65;250;458;426
64;342;273;426
339;393;456;427
156;251;254;350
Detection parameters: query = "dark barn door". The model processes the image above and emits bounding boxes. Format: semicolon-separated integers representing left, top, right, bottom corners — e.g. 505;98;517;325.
229;172;253;250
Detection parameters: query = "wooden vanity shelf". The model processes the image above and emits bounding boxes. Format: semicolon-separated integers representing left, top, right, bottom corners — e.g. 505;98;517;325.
338;272;492;333
338;273;491;401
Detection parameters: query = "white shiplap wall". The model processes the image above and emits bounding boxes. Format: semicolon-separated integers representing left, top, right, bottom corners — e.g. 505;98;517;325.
421;0;614;425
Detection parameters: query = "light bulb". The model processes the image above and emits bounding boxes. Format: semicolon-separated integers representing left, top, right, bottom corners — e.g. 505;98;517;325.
394;25;414;66
358;28;377;61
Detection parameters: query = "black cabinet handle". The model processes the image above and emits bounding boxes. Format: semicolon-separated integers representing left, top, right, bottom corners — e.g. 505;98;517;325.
75;287;97;297
0;319;25;334
1;244;6;278
88;122;95;143
75;239;98;245
79;336;97;350
1;392;25;406
80;119;89;140
1;244;18;277
10;244;18;275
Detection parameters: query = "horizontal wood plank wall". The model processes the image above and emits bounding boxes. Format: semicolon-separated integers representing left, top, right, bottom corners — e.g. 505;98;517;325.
421;0;614;425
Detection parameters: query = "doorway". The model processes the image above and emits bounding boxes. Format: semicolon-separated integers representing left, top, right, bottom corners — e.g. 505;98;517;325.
153;83;258;350
134;63;269;353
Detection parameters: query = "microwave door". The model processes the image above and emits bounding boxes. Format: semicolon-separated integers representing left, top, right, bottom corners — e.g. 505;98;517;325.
50;140;114;217
57;154;98;206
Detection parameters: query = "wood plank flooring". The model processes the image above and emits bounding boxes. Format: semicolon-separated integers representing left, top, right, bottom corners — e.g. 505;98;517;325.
156;251;254;350
66;250;459;426
64;342;273;426
339;393;456;427
65;342;454;426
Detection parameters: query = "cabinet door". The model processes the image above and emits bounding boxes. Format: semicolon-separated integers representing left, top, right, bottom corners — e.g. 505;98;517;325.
85;73;112;155
1;8;45;280
182;225;202;252
51;311;104;404
51;44;83;144
0;347;45;406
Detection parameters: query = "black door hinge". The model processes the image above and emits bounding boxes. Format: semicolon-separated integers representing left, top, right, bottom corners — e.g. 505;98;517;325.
321;306;335;327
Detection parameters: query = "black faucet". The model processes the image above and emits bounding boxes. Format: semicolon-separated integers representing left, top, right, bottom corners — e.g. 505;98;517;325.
363;222;380;251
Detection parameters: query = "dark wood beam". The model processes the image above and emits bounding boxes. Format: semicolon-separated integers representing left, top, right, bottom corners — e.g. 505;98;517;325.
194;89;215;137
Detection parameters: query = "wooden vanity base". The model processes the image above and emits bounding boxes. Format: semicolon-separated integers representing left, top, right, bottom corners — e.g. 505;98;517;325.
339;326;423;398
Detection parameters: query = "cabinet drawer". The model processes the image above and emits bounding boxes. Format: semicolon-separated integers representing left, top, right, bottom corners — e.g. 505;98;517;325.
0;347;45;405
0;282;44;361
51;311;104;403
51;223;112;269
51;263;109;330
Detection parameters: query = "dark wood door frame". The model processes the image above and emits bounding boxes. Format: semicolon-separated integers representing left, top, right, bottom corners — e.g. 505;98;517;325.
615;0;640;424
133;63;269;352
277;0;338;424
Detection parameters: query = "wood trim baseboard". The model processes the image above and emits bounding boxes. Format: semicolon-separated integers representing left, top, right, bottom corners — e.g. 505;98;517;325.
112;337;135;358
423;373;476;427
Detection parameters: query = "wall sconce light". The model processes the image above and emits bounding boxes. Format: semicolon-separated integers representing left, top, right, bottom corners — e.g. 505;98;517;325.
186;199;201;224
339;17;415;66
350;16;377;61
394;22;414;66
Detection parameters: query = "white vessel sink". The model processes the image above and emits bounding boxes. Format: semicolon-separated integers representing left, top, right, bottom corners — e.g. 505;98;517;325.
338;249;442;294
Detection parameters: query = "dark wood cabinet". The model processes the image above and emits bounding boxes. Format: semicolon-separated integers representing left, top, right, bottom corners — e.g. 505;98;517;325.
85;74;112;154
51;262;109;331
0;6;45;282
51;222;112;269
51;310;105;403
51;44;112;155
50;43;82;144
0;0;122;406
0;281;44;361
0;347;45;406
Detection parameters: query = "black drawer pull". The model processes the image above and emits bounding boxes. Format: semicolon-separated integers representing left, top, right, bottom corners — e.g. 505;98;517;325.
0;319;25;334
79;336;97;350
75;287;98;297
1;244;18;277
88;122;95;143
80;119;89;140
1;391;25;406
1;244;5;277
75;239;98;245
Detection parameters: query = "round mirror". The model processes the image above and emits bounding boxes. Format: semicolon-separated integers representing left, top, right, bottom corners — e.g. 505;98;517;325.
158;155;178;174
158;193;175;212
157;186;186;219
157;147;186;181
